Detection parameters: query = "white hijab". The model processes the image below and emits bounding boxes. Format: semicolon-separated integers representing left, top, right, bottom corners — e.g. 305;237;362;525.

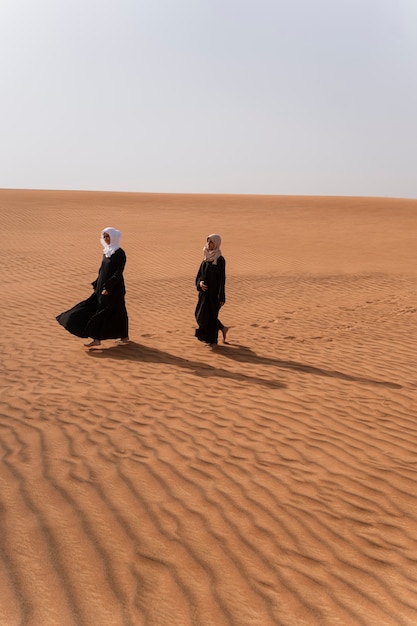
101;227;121;258
203;233;222;265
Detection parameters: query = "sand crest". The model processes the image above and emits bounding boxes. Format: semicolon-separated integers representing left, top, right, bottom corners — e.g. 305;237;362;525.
1;189;417;625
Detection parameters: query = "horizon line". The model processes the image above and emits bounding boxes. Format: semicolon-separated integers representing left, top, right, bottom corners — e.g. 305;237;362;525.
1;187;416;202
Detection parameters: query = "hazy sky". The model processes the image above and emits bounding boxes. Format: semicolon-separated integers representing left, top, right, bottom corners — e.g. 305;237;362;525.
1;0;417;197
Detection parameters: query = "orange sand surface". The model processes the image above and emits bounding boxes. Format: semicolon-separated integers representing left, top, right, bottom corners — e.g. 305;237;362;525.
1;189;417;625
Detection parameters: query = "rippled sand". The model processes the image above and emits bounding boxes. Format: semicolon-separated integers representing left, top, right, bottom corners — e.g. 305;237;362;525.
1;189;417;625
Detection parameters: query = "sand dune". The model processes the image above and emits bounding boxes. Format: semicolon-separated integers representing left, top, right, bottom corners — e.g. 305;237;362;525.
1;189;417;625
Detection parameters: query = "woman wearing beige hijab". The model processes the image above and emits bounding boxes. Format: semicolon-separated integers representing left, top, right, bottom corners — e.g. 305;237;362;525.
194;233;228;347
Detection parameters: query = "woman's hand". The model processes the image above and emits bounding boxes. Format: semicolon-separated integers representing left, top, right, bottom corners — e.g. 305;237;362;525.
200;281;208;291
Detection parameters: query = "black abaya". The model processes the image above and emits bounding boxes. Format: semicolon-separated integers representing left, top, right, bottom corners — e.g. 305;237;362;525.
56;248;129;340
194;256;225;344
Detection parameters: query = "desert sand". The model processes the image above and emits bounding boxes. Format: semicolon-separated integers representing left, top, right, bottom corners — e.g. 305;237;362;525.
1;188;417;625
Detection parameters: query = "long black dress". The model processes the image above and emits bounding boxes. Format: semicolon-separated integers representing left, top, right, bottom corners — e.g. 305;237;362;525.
56;248;129;340
195;256;226;345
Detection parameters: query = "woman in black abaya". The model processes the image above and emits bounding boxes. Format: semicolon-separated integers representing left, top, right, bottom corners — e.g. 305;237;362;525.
195;233;228;347
56;227;129;348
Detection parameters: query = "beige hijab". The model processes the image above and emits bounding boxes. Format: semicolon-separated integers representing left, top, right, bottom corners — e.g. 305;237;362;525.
203;233;222;265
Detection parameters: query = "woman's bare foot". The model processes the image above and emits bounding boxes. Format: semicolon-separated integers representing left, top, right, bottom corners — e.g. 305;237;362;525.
84;339;101;348
221;326;229;343
115;337;130;345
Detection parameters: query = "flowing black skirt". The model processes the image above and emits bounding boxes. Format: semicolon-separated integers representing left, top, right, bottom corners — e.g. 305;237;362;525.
56;293;128;340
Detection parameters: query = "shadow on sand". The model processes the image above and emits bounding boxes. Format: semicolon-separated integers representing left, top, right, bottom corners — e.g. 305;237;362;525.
87;341;402;390
216;343;402;389
86;341;286;390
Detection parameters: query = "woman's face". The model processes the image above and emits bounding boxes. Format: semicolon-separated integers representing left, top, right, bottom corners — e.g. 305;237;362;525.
207;238;215;250
103;232;111;244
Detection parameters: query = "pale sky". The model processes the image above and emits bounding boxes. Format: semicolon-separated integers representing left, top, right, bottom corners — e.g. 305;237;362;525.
1;0;417;198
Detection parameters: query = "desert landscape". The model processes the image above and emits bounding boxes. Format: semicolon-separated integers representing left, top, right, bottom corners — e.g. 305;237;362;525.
1;188;417;625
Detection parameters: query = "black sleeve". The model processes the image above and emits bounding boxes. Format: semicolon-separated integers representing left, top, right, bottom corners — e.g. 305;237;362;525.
104;249;126;291
217;256;226;302
195;262;204;291
92;264;102;289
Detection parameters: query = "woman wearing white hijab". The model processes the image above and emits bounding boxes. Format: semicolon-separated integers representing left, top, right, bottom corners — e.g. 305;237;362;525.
56;227;129;347
195;233;228;347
